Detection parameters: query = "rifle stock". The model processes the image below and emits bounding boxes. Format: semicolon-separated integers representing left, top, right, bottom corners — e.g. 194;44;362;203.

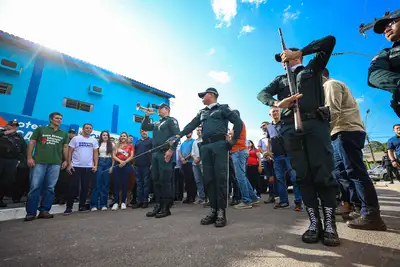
278;28;303;132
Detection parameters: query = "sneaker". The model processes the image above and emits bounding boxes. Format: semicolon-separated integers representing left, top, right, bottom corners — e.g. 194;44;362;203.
252;199;260;206
194;199;205;205
24;215;36;221
294;203;303;212
121;203;127;210
64;209;73;215
101;207;108;211
38;212;54;219
264;197;275;204
111;203;119;211
347;216;387;231
274;202;290;209
233;202;253;209
78;207;89;212
91;207;97;212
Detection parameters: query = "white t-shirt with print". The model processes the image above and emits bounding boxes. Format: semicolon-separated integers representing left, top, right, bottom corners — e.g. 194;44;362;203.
69;135;99;168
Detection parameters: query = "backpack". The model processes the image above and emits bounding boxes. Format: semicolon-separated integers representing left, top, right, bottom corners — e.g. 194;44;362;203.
0;131;23;158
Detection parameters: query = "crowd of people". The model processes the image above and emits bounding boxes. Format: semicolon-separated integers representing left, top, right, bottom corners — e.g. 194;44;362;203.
0;12;399;249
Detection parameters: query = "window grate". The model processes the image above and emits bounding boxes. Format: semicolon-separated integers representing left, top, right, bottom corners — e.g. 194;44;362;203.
0;82;12;95
63;98;93;112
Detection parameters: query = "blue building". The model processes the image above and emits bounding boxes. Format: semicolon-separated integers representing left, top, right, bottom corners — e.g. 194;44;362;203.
0;30;174;143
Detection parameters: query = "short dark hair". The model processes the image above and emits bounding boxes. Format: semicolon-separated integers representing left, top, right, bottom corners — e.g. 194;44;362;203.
49;112;62;120
129;135;133;138
82;123;93;129
322;68;329;79
393;124;400;129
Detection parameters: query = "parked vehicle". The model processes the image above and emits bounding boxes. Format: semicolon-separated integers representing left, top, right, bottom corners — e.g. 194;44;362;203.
368;165;389;181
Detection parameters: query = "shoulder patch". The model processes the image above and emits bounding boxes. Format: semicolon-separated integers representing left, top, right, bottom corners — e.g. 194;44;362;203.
171;118;178;125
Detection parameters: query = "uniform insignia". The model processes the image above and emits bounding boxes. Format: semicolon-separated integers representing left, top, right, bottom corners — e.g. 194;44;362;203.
173;119;178;125
371;55;379;62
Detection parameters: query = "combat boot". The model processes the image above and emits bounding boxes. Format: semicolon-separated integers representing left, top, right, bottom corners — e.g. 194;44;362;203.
146;204;161;217
302;207;322;244
322;206;340;247
200;208;217;225
155;200;171;218
215;209;226;228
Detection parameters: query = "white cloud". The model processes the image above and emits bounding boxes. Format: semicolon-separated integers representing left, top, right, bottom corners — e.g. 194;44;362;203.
211;0;237;28
239;25;255;36
241;0;267;8
208;48;216;56
356;96;365;103
284;5;291;12
208;70;231;84
283;10;301;23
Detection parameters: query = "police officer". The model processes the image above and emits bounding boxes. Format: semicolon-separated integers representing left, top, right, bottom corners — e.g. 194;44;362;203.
172;88;242;227
0;120;26;207
368;13;400;117
257;35;340;246
141;103;180;218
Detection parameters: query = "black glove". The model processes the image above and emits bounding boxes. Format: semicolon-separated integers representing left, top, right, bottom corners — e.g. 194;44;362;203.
390;100;400;118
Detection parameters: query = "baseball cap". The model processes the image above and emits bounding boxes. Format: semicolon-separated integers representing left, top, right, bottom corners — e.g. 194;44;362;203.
154;103;170;110
198;87;219;98
275;48;300;62
7;120;19;127
374;13;400;34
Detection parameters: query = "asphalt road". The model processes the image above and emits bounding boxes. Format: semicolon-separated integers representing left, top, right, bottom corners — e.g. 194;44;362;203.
1;187;399;267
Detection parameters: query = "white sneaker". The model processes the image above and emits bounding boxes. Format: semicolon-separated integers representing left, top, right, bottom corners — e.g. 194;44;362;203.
101;207;108;211
111;203;119;211
91;207;97;212
121;203;127;210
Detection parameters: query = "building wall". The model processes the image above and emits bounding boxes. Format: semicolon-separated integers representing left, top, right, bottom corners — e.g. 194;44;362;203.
0;39;169;141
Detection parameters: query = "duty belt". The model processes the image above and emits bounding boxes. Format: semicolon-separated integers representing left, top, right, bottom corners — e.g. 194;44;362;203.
281;111;318;125
202;134;226;144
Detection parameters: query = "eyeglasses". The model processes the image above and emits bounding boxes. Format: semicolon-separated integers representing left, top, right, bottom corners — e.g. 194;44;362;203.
386;18;400;30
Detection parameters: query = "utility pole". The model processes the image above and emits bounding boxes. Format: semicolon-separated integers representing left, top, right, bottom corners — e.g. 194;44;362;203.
364;109;376;165
358;9;400;38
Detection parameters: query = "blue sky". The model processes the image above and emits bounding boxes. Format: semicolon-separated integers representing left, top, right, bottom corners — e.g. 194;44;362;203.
0;0;398;143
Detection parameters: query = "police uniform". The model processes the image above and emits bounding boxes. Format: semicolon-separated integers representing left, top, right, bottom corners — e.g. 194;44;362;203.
141;103;180;218
257;35;340;246
178;88;242;227
368;13;400;117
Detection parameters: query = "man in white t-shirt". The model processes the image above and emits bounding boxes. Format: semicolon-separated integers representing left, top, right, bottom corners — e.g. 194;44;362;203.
192;126;205;204
64;123;99;214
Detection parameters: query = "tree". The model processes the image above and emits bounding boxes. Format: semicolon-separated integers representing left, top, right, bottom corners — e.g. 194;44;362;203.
364;140;385;152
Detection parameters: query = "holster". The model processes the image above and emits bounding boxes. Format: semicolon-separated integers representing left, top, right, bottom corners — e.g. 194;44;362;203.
287;132;304;152
316;106;331;122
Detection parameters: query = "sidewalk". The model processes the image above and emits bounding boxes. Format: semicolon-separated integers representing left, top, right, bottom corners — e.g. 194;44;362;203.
374;180;400;192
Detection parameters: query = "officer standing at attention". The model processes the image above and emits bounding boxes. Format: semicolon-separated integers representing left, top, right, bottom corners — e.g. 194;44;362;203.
141;103;180;218
172;88;242;227
368;13;400;117
257;35;340;247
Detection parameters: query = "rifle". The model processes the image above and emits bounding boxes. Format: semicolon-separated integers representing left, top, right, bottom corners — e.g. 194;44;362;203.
278;28;303;133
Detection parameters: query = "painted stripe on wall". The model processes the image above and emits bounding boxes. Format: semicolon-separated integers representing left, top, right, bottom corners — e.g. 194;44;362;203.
111;104;119;133
22;56;45;116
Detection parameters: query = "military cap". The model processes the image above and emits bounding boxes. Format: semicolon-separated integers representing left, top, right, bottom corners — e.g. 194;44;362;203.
7;120;19;127
198;87;219;98
374;13;400;34
68;129;76;134
155;103;170;110
275;48;300;62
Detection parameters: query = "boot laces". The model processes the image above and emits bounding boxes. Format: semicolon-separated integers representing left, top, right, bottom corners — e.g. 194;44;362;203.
306;207;317;231
324;207;335;233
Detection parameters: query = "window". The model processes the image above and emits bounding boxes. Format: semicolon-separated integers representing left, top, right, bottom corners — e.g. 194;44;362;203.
1;59;17;69
0;82;12;95
63;98;93;112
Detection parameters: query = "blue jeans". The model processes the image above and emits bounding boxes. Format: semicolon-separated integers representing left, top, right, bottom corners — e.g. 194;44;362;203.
90;157;112;208
263;159;277;198
113;164;133;204
135;165;150;203
192;164;205;200
232;149;258;204
273;155;302;204
332;131;380;217
26;164;61;216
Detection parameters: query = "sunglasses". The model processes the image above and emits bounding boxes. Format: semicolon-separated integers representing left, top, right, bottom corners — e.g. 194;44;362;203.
385;18;400;30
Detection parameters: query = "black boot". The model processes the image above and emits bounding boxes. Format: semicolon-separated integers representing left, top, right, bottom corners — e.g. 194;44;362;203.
322;206;340;247
302;207;322;244
155;201;171;218
215;209;226;228
146;204;161;217
200;208;217;225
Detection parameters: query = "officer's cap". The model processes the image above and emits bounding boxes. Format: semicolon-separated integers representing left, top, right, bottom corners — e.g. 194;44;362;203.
68;129;76;134
275;48;300;62
7;120;19;127
198;88;219;98
374;13;400;34
155;103;170;110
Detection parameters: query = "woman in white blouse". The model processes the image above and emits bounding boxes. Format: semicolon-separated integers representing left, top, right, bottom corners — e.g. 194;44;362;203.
90;131;114;211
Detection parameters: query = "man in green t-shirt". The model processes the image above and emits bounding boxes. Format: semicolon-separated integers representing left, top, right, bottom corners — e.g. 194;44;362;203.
24;112;69;221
